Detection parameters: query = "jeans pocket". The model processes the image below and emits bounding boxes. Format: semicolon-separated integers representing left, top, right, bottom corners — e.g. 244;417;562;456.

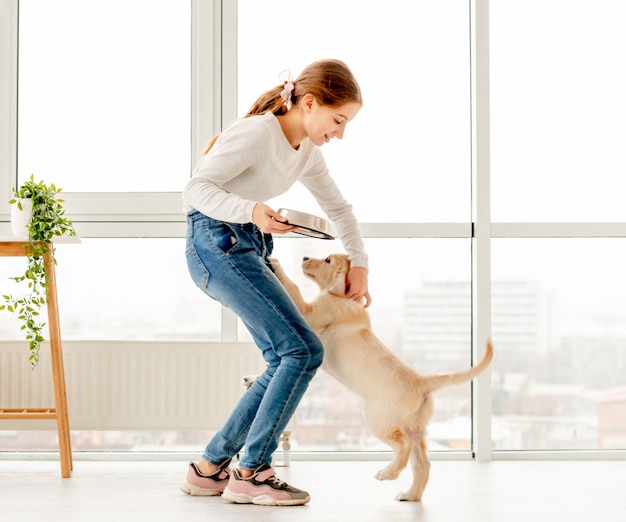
185;243;210;289
210;221;238;254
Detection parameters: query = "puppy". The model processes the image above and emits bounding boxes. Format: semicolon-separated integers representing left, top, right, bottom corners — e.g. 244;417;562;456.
242;375;258;390
269;254;493;502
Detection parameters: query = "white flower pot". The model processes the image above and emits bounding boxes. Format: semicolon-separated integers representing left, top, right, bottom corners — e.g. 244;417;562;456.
10;198;33;237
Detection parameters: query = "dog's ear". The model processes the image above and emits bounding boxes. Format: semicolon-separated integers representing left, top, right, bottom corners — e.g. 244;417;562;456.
327;269;347;297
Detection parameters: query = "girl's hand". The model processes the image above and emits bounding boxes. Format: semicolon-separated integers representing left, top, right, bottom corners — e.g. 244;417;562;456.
252;203;296;234
346;266;371;308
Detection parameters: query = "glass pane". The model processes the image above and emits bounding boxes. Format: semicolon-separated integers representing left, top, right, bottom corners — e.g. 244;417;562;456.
490;0;626;221
237;0;471;222
0;239;221;341
17;0;191;192
239;238;473;452
492;239;626;450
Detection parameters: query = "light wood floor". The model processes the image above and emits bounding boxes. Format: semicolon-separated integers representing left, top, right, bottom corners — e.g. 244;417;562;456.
1;458;624;521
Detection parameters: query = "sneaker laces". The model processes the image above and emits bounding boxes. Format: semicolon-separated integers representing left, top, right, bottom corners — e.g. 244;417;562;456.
266;474;288;489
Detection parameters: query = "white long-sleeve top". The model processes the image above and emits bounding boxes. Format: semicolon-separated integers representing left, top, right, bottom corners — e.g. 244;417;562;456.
182;112;368;268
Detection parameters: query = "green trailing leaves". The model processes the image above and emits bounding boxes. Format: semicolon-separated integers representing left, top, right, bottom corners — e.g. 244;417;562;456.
2;174;76;369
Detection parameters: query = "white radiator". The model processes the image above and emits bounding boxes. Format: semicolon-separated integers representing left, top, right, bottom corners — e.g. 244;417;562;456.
0;341;267;430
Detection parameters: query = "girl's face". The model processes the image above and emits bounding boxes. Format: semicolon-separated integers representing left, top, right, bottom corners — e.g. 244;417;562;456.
303;97;361;147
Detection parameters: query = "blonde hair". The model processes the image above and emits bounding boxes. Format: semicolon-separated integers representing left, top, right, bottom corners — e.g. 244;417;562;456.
201;59;362;155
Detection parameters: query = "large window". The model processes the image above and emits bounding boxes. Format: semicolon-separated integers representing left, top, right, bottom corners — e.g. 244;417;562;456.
1;0;625;457
238;238;473;451
491;239;626;450
237;0;474;452
0;239;222;342
237;0;471;223
490;0;626;451
490;0;626;222
17;0;191;192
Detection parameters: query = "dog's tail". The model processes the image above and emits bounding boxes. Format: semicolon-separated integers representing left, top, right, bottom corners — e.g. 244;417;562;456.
423;339;494;393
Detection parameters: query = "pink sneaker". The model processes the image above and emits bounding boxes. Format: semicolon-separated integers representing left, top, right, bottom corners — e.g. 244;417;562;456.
179;459;231;496
222;463;310;506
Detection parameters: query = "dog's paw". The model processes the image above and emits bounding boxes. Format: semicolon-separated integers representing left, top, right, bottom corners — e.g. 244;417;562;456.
375;467;399;481
242;374;259;390
395;490;421;502
267;257;285;278
374;468;395;480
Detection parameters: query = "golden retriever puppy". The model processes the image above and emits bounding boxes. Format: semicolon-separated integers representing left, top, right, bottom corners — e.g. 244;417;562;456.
269;253;493;502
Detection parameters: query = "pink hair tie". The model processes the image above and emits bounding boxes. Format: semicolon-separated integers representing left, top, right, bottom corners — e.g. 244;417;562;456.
279;70;295;104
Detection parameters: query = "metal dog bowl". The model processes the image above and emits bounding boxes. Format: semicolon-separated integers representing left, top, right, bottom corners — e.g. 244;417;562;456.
277;208;334;240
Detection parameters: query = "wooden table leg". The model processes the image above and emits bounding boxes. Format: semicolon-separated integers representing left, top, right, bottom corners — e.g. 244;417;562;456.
44;249;73;477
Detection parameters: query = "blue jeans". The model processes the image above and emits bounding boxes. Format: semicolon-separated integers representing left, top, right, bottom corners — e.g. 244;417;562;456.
185;211;324;470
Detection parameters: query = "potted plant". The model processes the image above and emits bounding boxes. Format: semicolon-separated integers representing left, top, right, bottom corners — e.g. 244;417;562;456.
1;174;76;368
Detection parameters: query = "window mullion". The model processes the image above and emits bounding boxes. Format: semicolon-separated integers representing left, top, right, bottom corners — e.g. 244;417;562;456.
471;0;493;461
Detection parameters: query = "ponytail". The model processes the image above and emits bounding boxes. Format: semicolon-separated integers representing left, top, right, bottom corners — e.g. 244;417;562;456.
200;85;287;155
200;133;220;156
244;85;289;118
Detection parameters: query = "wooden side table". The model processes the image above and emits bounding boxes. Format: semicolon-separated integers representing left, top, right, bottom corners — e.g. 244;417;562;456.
0;240;73;478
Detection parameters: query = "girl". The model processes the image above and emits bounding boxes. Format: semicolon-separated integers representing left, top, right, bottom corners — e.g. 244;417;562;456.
180;59;370;506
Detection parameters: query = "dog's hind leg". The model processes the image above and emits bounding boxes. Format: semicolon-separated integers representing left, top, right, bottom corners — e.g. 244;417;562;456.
373;428;412;481
395;433;430;502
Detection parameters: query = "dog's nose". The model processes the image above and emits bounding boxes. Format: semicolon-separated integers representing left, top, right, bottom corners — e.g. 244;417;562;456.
303;257;309;261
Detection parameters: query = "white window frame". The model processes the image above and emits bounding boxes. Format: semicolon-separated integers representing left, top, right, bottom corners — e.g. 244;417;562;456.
1;0;625;461
0;0;220;237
